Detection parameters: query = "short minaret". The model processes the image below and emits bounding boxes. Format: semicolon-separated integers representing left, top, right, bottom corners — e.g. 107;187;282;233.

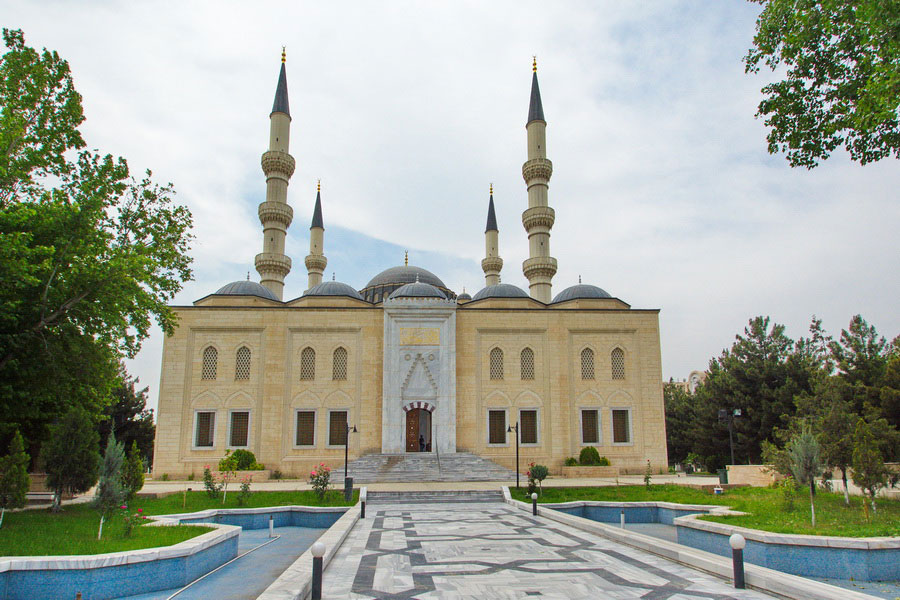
521;57;557;303
481;184;503;286
255;48;295;300
304;181;327;290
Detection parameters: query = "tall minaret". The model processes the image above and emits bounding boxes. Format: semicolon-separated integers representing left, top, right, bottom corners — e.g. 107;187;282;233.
481;184;502;286
254;48;295;300
521;57;557;303
305;181;327;290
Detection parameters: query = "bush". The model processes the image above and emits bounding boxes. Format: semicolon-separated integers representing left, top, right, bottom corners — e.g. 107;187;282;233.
309;463;332;500
0;430;30;527
579;447;601;465
564;457;577;467
122;441;144;500
237;475;252;506
229;449;264;471
44;406;100;511
271;469;283;480
598;456;611;466
203;465;220;499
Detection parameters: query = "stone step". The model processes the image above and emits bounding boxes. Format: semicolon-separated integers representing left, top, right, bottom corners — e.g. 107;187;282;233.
366;490;504;504
343;452;517;483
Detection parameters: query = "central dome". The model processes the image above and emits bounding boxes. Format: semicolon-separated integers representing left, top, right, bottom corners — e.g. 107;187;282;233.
360;264;455;303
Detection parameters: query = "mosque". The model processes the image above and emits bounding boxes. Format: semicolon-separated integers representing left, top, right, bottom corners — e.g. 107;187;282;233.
151;54;668;478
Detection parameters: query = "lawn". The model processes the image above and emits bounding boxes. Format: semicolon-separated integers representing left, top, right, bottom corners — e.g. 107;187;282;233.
511;484;900;537
0;489;358;556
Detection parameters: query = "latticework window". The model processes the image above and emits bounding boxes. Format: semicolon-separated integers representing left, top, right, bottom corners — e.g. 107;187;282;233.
489;348;504;380
612;409;630;443
296;410;315;446
229;411;249;447
611;348;625;380
520;348;534;380
520;409;538;444
332;347;348;380
195;411;215;447
235;346;251;380
329;411;348;446
488;410;506;444
580;348;595;380
201;346;218;380
300;347;316;380
581;409;599;444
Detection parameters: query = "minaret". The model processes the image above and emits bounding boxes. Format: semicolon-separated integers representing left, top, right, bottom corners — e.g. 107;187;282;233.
304;181;327;290
521;57;557;303
254;48;295;300
481;184;503;286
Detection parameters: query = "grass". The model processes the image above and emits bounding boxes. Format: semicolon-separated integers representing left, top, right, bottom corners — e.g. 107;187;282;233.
511;484;900;537
0;488;358;556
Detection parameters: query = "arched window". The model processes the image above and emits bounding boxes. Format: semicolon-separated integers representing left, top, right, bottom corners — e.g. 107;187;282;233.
611;347;625;380
581;347;595;380
332;347;348;380
520;347;535;380
489;347;504;380
201;346;218;380
235;346;251;380
300;347;316;380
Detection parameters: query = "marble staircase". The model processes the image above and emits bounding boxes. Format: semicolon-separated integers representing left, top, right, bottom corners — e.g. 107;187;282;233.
366;489;504;504
342;451;517;483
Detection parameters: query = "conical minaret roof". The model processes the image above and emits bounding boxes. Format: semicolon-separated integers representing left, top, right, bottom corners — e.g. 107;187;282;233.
311;185;324;229
485;189;498;232
271;56;290;117
527;59;544;123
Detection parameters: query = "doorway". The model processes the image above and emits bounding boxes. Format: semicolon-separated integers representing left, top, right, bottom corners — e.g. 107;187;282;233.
405;408;432;452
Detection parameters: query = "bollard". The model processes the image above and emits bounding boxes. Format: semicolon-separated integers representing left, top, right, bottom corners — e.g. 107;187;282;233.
360;487;367;519
620;508;625;528
76;594;82;600
729;533;746;589
531;492;538;516
311;541;326;600
344;476;354;502
269;514;274;538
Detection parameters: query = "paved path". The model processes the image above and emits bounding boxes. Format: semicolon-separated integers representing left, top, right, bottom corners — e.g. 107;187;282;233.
324;502;777;599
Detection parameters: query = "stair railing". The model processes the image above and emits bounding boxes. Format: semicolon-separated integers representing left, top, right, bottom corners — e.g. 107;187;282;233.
434;424;442;476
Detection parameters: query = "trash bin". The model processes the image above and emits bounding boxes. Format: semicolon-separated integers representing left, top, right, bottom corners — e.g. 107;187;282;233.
717;468;728;484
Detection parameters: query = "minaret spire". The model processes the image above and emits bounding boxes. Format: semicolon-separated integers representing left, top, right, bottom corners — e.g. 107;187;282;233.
521;57;557;302
481;183;503;286
255;50;295;300
305;181;327;290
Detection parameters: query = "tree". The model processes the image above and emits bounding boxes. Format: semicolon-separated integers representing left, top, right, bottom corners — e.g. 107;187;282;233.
830;315;889;387
94;435;127;539
98;366;155;467
0;429;30;527
43;406;99;511
664;382;695;466
851;418;888;518
807;378;856;505
121;441;144;500
788;423;822;527
744;0;900;168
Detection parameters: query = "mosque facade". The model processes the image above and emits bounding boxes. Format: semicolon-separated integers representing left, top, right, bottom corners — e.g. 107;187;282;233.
151;56;668;478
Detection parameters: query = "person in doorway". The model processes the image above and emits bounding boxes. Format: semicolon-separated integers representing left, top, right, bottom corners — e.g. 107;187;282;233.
419;435;425;452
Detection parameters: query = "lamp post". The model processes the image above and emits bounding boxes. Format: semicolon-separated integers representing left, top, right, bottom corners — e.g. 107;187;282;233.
718;408;741;465
344;424;357;501
507;422;520;489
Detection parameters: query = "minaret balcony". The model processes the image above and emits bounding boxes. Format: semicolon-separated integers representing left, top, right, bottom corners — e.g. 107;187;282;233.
481;256;503;274
522;256;558;280
304;254;328;273
260;150;296;178
258;201;294;227
522;157;553;182
522;206;555;231
254;252;292;278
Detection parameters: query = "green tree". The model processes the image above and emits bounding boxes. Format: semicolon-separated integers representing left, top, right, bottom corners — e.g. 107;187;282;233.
121;440;144;500
808;378;856;505
788;423;823;527
94;435;127;539
851;418;889;518
43;406;99;511
880;356;900;429
664;382;695;466
830;315;889;387
0;429;30;527
744;0;900;168
98;366;155;468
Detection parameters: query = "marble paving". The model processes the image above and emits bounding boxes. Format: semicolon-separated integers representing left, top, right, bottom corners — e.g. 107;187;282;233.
324;502;778;599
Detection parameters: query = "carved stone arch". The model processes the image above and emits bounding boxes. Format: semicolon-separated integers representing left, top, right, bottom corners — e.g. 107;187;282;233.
579;345;596;380
401;354;438;399
606;389;634;405
514;389;543;406
323;389;353;407
290;390;323;409
484;390;512;407
402;401;435;413
575;389;603;406
230;339;254;353
224;390;252;408
191;391;222;408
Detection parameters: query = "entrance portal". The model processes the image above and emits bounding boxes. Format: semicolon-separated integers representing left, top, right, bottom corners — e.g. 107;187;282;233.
405;408;432;452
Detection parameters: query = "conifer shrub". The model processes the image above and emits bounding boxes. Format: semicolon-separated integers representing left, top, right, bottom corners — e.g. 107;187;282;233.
579;446;601;465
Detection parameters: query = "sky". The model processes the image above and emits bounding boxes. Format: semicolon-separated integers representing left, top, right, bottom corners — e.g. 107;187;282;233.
5;1;899;413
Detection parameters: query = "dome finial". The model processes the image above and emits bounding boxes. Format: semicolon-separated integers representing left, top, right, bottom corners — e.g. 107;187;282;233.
281;46;286;63
247;271;250;281
415;273;420;283
404;250;408;266
578;274;582;284
317;178;321;193
490;182;493;196
332;272;336;281
533;55;537;73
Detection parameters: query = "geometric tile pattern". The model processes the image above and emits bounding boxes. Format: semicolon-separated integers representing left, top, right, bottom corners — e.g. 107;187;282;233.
325;502;777;599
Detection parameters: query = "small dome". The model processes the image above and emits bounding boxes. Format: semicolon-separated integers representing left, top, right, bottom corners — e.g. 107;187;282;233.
471;283;530;301
389;281;447;300
365;265;446;289
551;283;612;304
303;281;364;301
457;291;472;301
214;280;279;301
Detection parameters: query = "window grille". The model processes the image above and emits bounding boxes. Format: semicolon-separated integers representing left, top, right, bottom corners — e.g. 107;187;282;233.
612;409;630;443
329;411;348;446
581;409;599;444
489;348;504;380
520;410;538;444
300;347;316;380
488;410;506;444
611;348;625;380
296;411;315;446
580;348;595;380
520;348;535;380
332;347;348;380
235;346;251;380
229;411;249;447
201;346;218;380
195;412;215;447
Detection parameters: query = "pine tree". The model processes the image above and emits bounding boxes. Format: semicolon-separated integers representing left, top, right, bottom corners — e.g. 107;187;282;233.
121;441;144;500
0;430;30;527
788;423;822;527
44;406;99;512
94;435;127;539
851;418;888;519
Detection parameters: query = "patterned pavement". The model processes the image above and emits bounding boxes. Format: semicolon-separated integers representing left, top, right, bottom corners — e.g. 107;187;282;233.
324;502;777;599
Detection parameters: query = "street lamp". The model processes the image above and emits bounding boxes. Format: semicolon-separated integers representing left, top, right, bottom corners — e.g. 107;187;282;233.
718;408;741;465
507;422;520;489
344;424;358;502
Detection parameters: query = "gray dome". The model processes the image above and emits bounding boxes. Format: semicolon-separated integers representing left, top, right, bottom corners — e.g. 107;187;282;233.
214;280;279;301
471;283;530;301
457;292;472;301
303;281;364;301
365;265;446;289
551;284;612;304
389;281;447;300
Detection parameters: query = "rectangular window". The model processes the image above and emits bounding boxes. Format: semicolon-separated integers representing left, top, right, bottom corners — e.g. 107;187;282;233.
329;411;348;446
581;409;599;444
520;409;538;444
612;409;631;444
229;411;249;447
488;410;506;445
195;411;215;448
295;410;316;447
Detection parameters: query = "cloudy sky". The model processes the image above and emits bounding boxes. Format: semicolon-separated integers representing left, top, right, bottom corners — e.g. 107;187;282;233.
6;1;899;412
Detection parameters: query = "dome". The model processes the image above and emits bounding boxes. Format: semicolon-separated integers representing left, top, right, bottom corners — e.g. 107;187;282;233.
551;283;612;304
457;291;472;302
389;281;447;300
471;283;530;301
214;280;279;301
365;265;446;289
303;280;364;301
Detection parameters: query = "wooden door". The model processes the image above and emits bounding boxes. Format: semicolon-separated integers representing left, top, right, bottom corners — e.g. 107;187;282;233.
406;410;418;452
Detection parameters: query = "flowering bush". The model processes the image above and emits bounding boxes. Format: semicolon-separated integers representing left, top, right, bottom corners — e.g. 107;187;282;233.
526;462;549;496
203;465;221;499
309;463;332;500
122;506;148;537
237;475;252;506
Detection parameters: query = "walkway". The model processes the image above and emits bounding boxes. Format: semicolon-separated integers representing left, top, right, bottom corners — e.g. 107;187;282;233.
324;502;776;599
